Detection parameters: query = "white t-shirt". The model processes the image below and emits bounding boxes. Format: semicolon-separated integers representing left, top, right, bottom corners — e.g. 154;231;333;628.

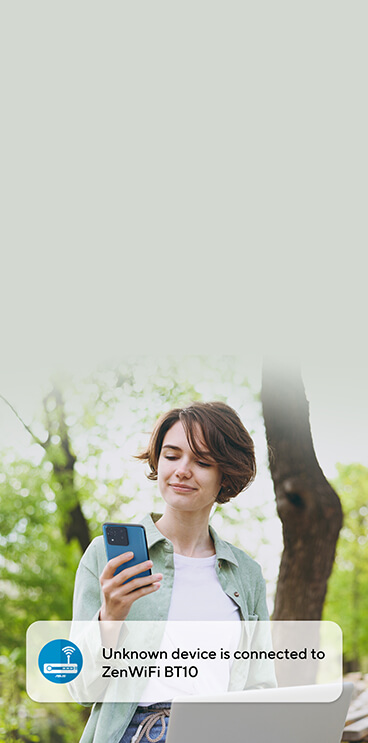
139;552;242;704
168;552;241;621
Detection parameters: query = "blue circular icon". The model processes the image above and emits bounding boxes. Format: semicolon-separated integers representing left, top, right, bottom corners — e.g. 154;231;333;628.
38;639;83;684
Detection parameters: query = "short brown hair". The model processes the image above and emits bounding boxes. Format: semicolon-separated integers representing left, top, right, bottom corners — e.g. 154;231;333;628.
136;401;256;504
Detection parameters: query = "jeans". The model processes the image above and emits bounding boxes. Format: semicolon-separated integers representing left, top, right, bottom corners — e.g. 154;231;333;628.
118;702;171;743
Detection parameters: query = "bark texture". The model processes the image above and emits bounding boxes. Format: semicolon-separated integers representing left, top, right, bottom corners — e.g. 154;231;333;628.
43;386;91;553
261;361;343;620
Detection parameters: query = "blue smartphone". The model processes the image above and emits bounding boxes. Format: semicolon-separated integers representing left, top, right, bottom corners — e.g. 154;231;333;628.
103;523;151;581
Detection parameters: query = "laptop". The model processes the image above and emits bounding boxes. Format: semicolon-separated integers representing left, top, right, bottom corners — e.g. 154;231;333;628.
166;683;353;743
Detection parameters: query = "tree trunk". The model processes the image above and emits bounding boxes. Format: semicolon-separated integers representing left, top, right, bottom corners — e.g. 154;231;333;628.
261;360;343;620
43;386;91;553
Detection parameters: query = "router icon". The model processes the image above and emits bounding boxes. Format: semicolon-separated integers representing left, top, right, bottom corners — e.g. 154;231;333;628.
38;638;83;684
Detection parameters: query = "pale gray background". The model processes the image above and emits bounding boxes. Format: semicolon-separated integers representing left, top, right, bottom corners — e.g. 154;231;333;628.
1;1;367;470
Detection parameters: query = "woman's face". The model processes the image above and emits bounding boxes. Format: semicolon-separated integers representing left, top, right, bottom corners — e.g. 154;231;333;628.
157;420;223;514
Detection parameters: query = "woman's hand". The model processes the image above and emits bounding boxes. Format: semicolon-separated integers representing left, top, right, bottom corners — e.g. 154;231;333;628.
99;551;162;622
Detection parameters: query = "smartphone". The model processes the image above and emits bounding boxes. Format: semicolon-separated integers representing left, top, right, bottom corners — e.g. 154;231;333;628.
103;523;151;581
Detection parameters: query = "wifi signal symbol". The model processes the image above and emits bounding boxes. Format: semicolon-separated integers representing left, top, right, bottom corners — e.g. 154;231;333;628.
62;646;75;663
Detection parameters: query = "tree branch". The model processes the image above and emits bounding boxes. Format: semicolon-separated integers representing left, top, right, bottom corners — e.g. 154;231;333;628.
0;393;48;450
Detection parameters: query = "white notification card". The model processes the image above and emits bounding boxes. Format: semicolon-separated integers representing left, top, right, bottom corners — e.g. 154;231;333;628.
26;620;342;704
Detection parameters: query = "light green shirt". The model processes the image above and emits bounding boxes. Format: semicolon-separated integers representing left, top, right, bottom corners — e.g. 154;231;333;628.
72;513;273;743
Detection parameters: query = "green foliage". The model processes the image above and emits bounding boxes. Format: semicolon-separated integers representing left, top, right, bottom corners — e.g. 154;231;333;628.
0;459;79;656
323;463;368;669
0;651;86;742
0;455;87;741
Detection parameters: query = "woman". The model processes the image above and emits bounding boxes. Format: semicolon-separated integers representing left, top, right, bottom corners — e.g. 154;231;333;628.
73;401;273;743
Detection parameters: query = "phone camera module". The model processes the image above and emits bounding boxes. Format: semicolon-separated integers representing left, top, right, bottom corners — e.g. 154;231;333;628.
107;526;128;546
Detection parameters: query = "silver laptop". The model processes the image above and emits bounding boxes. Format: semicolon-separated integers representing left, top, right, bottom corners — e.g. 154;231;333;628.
166;683;353;743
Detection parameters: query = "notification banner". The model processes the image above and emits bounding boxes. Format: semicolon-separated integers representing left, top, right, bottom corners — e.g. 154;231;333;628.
26;620;342;703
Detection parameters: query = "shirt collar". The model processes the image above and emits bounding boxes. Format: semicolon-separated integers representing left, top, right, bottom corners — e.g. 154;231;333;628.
208;524;239;566
141;513;239;567
140;513;168;548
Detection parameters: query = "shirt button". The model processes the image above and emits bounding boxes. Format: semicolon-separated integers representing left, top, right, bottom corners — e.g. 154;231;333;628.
234;591;240;598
